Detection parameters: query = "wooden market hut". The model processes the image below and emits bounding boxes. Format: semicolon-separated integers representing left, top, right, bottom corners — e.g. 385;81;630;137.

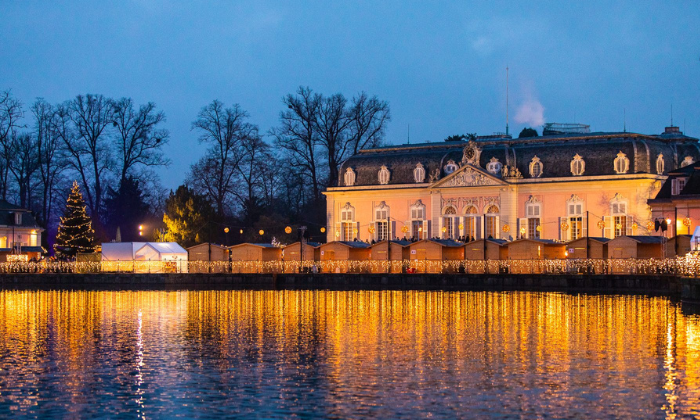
607;236;666;259
408;239;465;273
666;234;692;258
370;240;411;273
464;238;508;261
507;238;567;260
564;237;610;259
228;243;282;273
319;241;372;273
187;243;229;273
282;241;320;272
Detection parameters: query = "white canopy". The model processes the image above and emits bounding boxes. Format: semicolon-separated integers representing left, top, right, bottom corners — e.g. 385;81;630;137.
691;227;700;252
101;242;188;273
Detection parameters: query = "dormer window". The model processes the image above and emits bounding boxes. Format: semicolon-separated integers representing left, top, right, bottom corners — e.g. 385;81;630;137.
529;156;543;178
673;177;688;195
14;212;22;225
656;154;665;174
614;151;630;174
344;168;356;186
413;163;425;183
444;160;458;175
378;165;390;185
486;157;502;175
570;154;585;176
682;156;695;168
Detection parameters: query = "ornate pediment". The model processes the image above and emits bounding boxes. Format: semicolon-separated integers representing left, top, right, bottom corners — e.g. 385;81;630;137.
431;165;503;188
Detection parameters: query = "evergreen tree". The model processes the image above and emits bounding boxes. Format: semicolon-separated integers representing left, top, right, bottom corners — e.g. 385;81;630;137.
104;176;150;242
162;185;217;247
55;181;95;256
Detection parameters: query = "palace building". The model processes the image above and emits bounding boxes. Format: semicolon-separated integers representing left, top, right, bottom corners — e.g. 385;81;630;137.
324;125;700;244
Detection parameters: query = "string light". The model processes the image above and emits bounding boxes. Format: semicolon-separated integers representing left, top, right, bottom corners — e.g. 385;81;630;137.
368;226;375;234
401;226;409;233
259;229;265;235
320;227;326;233
597;220;606;229
285;226;292;234
502;224;510;233
560;222;569;231
646;221;655;231
684;218;692;227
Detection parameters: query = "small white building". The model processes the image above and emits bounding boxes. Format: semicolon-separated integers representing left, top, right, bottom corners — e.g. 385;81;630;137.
101;242;188;273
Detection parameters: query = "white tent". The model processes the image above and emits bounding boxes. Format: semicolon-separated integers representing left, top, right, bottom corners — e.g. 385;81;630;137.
691;227;700;252
101;242;188;273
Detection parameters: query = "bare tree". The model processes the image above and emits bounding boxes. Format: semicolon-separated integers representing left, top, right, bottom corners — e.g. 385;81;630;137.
7;132;39;209
32;99;67;227
316;93;352;188
0;90;24;199
63;94;114;223
347;92;390;155
111;98;170;184
271;87;323;201
232;134;272;225
190;100;255;217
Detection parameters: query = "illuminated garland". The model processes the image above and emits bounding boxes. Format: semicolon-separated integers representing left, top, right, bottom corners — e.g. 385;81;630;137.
0;257;693;276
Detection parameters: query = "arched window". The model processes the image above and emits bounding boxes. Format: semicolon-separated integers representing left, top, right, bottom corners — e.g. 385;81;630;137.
442;206;457;239
570;154;585;176
485;205;500;239
444;160;458;175
344;168;356;186
486;157;502;175
656;154;665;174
614;151;630;174
378;165;390;185
374;202;390;241
682;156;695;168
413;163;425;183
463;205;478;240
529;156;543;178
340;203;355;241
410;200;426;239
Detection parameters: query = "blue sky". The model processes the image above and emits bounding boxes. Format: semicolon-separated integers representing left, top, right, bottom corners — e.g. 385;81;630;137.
1;1;698;189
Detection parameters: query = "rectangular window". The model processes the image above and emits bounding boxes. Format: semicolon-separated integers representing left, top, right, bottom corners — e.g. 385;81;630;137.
411;220;423;239
342;222;353;241
376;209;388;220
570;217;582;240
14;212;22;225
614;216;627;237
486;216;497;238
464;217;476;240
376;221;388;241
411;208;424;219
528;218;541;239
443;217;454;239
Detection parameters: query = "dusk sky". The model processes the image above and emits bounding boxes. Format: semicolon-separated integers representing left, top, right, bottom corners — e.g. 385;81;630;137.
1;1;699;190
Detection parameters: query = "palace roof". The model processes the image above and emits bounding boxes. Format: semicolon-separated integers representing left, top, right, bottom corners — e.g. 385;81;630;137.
337;128;700;187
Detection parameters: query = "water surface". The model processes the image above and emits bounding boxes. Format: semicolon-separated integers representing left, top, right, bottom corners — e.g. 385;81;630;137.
1;290;699;418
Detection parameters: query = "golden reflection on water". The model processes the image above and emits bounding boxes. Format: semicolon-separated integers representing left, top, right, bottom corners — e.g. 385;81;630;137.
1;290;700;418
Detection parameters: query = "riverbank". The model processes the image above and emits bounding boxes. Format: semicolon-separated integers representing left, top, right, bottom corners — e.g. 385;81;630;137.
0;272;686;295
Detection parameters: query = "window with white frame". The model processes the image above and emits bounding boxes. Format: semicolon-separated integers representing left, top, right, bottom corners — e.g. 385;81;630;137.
656;154;665;174
344;168;356;186
444;160;458;175
486;157;502;175
611;199;628;237
567;198;584;240
526;199;542;239
413;163;425;183
682;156;695;168
570;154;585;176
672;177;688;195
614;151;630;174
529;156;543;178
442;206;457;239
374;203;390;241
378;165;390;185
464;205;478;240
410;201;426;239
340;204;355;241
485;205;499;238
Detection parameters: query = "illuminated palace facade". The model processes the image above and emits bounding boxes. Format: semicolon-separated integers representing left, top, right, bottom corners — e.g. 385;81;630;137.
324;126;700;243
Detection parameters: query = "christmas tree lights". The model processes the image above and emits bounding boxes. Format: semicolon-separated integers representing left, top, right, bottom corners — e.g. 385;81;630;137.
54;181;96;257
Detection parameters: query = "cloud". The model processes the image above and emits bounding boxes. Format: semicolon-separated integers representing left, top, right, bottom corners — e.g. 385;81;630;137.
514;99;545;127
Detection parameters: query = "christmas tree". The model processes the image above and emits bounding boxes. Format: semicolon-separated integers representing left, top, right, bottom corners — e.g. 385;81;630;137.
55;181;96;256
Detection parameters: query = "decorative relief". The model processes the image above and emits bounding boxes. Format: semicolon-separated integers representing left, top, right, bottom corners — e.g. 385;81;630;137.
378;165;390;185
461;141;482;166
428;168;441;182
440;196;501;212
445;168;499;187
413;163;426;183
501;165;522;178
